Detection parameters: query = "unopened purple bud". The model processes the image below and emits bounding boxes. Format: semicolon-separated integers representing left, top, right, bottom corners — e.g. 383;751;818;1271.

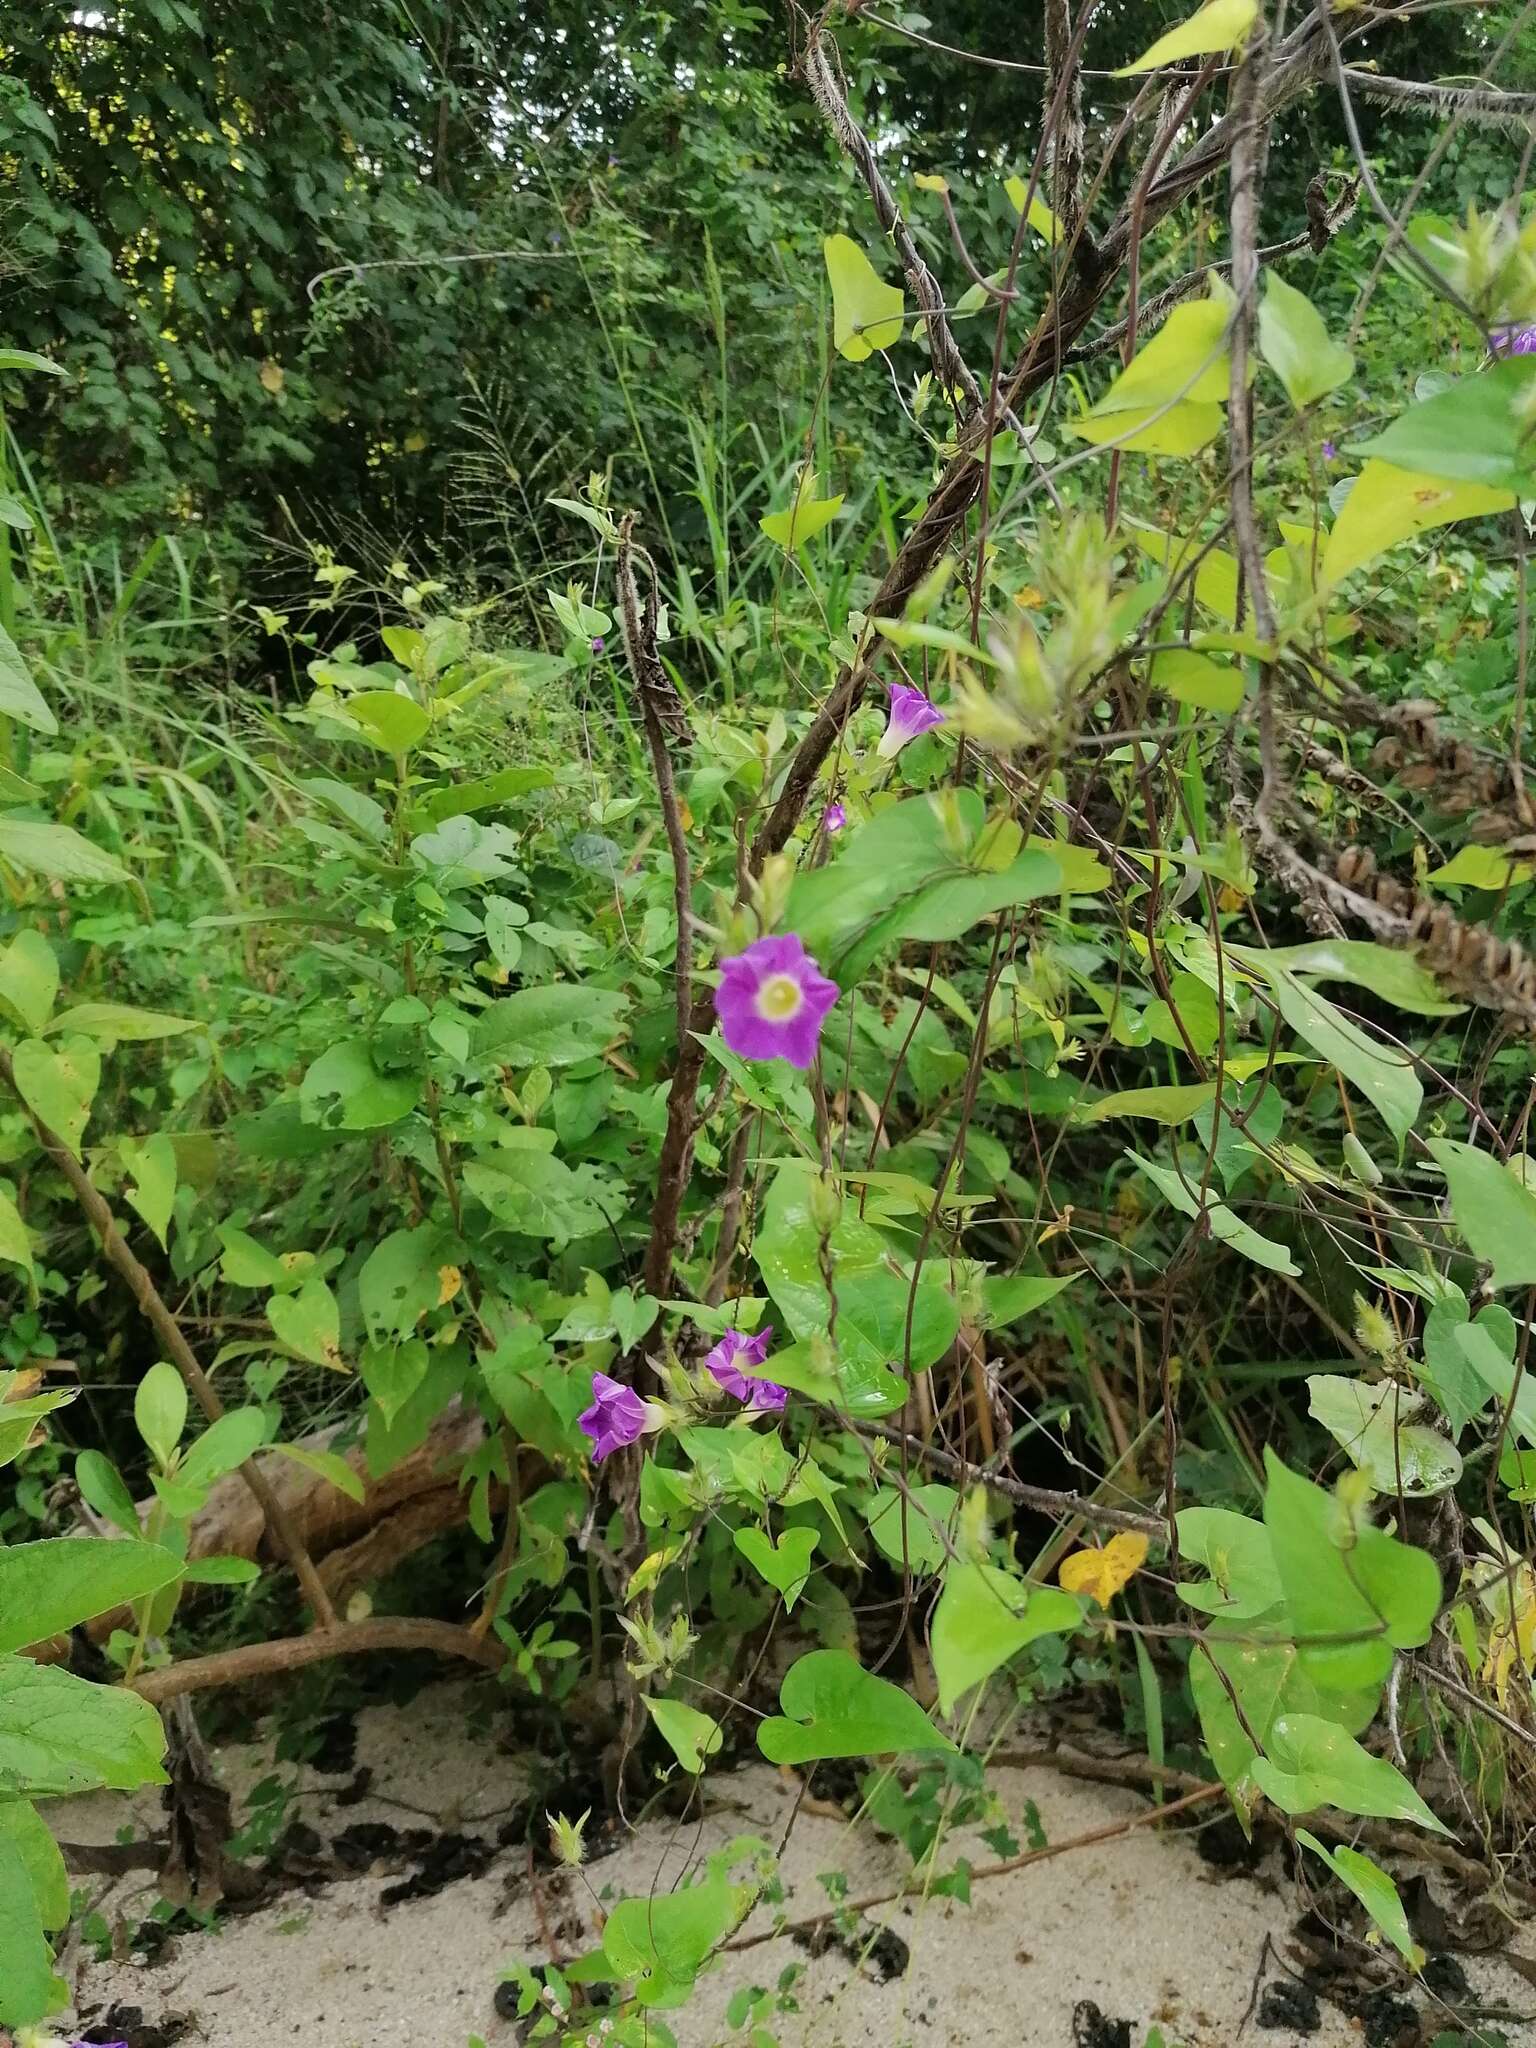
1321;439;1338;462
590;635;605;654
823;801;846;833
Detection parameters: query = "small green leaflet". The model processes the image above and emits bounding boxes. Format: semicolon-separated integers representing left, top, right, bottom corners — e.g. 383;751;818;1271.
134;1361;187;1468
48;1001;196;1041
267;1275;346;1370
0;1832;66;2029
0;1190;35;1287
1257;274;1354;409
120;1132;178;1247
823;234;905;361
760;473;844;552
1256;962;1420;1150
11;1035;100;1158
1295;1832;1423;1967
646;1696;725;1773
0;930;58;1034
0;818;130;885
1131;1151;1300;1276
1003;176;1063;244
0;1537;183;1654
1252;1713;1449;1834
1305;1375;1461;1496
0;622;58;736
1353;359;1536;494
1149;649;1245;714
734;1525;818;1610
1323;461;1514;587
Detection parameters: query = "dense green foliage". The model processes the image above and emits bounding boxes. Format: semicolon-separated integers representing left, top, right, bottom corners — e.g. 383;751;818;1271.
2;0;1536;2039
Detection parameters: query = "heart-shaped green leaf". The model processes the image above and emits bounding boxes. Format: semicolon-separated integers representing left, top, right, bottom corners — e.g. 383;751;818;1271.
758;1648;956;1764
734;1525;818;1611
931;1562;1083;1716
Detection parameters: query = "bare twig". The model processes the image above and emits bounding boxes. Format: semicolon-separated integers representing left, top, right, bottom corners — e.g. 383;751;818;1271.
618;516;709;1304
723;1782;1223;1952
861;1422;1164;1535
802;30;985;416
125;1617;508;1703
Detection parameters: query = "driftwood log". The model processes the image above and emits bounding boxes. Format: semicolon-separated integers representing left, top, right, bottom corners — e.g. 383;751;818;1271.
53;1397;514;1649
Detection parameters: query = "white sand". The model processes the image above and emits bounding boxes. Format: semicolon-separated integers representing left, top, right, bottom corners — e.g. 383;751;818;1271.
56;1680;1536;2048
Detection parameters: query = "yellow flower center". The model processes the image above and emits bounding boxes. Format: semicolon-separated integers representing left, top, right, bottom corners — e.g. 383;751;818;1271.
756;972;805;1023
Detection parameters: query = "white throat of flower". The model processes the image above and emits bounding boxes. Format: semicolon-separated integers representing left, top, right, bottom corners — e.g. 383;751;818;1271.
755;972;805;1022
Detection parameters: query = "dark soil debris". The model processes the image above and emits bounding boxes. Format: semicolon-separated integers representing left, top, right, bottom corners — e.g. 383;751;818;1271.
81;2004;194;2047
792;1917;910;1982
1071;2000;1132;2048
1257;1979;1321;2034
1351;1989;1422;2048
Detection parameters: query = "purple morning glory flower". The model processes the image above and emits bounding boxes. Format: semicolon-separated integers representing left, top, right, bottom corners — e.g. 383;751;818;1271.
713;933;839;1068
1492;323;1536;356
1321;438;1338;462
823;801;846;833
579;1371;648;1462
877;682;945;760
705;1326;786;1411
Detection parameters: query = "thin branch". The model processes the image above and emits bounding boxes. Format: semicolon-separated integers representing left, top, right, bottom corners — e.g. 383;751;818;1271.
723;1781;1223;1953
1;1048;339;1630
861;1423;1165;1534
618;516;708;1305
125;1618;507;1704
756;3;1358;866
802;30;985;416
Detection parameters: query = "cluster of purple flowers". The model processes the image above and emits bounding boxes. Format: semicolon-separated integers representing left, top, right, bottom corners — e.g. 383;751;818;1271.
578;684;950;1463
1492;323;1536;357
578;1327;786;1461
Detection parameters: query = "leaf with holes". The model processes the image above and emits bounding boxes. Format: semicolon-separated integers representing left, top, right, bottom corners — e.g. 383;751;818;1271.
11;1036;99;1158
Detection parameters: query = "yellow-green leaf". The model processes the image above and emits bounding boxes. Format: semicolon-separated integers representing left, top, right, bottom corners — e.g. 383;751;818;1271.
1323;460;1516;586
1116;0;1258;75
1004;177;1063;245
1150;648;1245;713
1258;274;1355;409
1426;844;1533;891
823;234;905;362
1072;401;1225;456
760;474;845;552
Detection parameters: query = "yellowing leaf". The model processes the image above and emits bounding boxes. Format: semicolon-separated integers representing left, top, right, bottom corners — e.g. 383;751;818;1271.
1150;648;1245;712
1093;285;1237;411
1117;0;1258;75
258;358;285;395
1058;1531;1149;1606
1004;177;1063;245
824;234;905;362
1323;460;1516;587
1071;401;1224;456
760;472;845;552
1426;844;1533;891
436;1263;463;1306
913;172;949;194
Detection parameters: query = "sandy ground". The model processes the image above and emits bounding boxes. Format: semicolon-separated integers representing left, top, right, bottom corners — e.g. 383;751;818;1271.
51;1680;1536;2048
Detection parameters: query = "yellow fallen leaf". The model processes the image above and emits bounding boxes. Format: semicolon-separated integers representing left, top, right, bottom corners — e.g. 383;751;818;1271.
1059;1531;1149;1606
